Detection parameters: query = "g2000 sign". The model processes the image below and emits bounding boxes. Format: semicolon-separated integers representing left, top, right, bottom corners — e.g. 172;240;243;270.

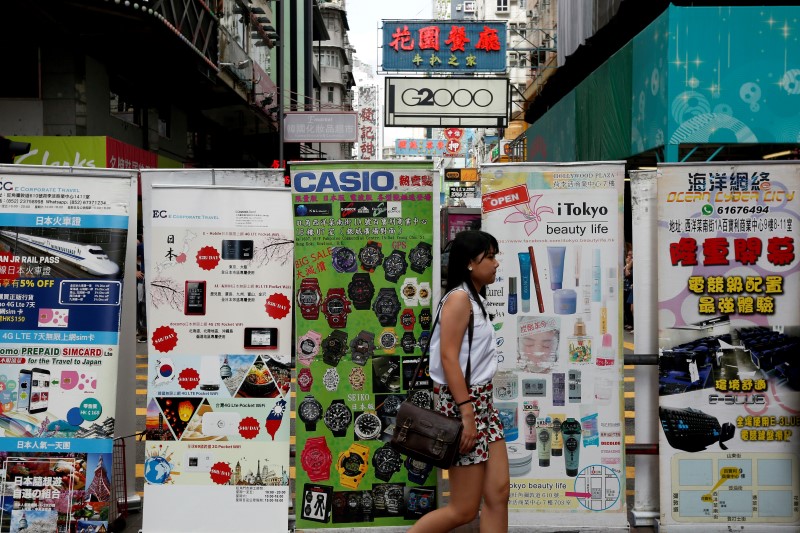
401;88;494;108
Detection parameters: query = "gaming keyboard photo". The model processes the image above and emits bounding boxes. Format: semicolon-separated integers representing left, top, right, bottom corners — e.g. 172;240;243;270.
659;406;735;452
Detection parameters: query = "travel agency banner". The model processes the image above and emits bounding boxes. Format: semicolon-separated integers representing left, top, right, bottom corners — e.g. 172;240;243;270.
0;165;137;532
481;162;628;528
657;162;799;531
142;184;293;533
291;161;435;529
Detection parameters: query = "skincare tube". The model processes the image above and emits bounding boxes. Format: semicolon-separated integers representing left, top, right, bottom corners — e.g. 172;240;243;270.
562;418;582;477
547;246;566;290
600;297;608;335
574;247;582;287
517;252;531;313
592;249;602;302
524;411;537;450
537;422;552;467
551;416;564;457
607;266;616;300
581;264;592;321
508;277;518;315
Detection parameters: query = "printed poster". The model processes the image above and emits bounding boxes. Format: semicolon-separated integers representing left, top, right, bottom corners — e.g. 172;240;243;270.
291;161;436;529
481;162;628;528
657;162;800;531
142;186;292;533
0;169;134;530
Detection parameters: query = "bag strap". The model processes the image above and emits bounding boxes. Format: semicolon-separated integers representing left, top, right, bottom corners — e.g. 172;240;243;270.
408;291;474;393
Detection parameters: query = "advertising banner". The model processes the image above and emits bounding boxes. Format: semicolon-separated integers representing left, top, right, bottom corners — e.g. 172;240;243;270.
657;162;800;531
0;166;135;530
358;86;379;160
481;162;628;528
142;185;292;532
395;138;466;158
291;161;435;529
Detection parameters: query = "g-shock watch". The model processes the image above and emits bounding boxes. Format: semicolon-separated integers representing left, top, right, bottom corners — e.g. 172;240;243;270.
347;273;375;310
373;443;402;481
401;331;417;354
385;486;404;514
350;330;376;366
297;330;322;366
418;331;431;352
323;399;352;437
409;242;433;274
297;368;313;392
354;412;382;440
373;288;401;327
401;277;419;306
405;456;433;484
378;328;398;354
298;395;323;431
321;288;352;329
400;308;416;331
358;240;384;272
383;249;408;283
349;367;366;390
300;436;332;481
332;246;358;273
336;442;370;489
323;368;339;392
297;278;323;320
417;282;431;306
322;330;348;367
418;308;432;330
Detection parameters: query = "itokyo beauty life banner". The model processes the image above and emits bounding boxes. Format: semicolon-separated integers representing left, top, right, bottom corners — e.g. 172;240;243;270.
481;162;628;529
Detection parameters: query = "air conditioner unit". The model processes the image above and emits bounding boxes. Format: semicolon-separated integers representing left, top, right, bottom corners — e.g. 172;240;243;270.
456;5;462;11
463;1;475;13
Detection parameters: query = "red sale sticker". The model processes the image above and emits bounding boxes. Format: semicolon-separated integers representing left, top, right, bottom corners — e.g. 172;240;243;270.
239;416;260;439
196;246;221;270
265;293;291;319
209;462;232;485
482;184;530;213
177;368;200;390
151;325;178;353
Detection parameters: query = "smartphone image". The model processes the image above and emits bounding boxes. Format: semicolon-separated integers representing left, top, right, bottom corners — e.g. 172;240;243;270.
185;281;207;315
29;368;51;414
18;370;31;412
244;327;279;349
221;240;254;260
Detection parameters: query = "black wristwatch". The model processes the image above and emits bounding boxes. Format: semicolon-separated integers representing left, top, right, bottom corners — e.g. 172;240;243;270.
419;308;432;330
359;240;384;272
381;394;402;416
350;330;376;366
354;412;382;440
409;242;433;274
332;246;358;273
323;399;352;437
418;331;431;352
373;443;403;481
383;249;408;283
405;456;433;484
401;331;417;354
298;394;323;431
347;273;375;310
372;288;401;326
322;330;348;367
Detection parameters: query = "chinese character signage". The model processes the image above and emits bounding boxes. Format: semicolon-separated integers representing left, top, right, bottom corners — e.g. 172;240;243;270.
481;162;628;529
382;20;506;73
395;139;466;157
358;86;379;160
142;185;292;532
657;162;800;531
291;161;436;529
284;112;358;143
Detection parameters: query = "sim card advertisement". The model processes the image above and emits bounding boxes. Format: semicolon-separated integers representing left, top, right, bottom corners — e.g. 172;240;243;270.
291;161;437;529
142;184;292;532
481;162;628;528
657;162;799;531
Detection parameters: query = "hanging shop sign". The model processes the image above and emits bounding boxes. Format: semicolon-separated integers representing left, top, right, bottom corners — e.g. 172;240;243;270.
358;86;379;160
657;161;800;531
481;162;629;529
395;139;466;157
284;112;358;143
449;186;477;199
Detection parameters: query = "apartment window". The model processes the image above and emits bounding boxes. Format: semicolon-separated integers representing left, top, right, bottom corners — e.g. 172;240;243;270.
158;107;171;139
508;52;517;67
518;53;527;68
110;90;142;127
496;0;508;12
315;89;321;107
327;86;335;103
320;50;340;68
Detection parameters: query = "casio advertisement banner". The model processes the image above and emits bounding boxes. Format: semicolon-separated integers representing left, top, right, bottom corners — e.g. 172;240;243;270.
0;167;135;532
142;185;292;532
481;162;628;528
657;162;800;531
291;161;437;529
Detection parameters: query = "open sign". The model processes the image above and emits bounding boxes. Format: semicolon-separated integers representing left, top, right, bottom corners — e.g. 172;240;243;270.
482;184;530;213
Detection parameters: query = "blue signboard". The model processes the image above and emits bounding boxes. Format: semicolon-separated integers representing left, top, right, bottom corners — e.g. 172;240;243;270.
381;20;506;73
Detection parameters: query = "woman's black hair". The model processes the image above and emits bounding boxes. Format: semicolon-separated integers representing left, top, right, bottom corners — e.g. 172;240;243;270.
445;230;499;318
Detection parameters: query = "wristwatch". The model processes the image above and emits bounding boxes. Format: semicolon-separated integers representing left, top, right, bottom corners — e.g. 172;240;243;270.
297;330;322;366
349;367;366;390
354;412;382;440
385;486;404;514
383;249;408;283
347;273;375;310
297;278;322;320
401;331;417;354
378;328;398;354
300;436;332;481
381;394;402;416
336;442;370;489
298;395;323;431
410;389;432;408
358;240;384;272
401;277;419;306
400;308;416;331
418;308;432;330
372;484;388;512
409;242;433;274
350;330;376;366
373;443;402;481
297;368;313;392
323;368;339;392
332;246;358;273
321;288;352;329
405;456;433;484
373;288;401;326
361;491;374;521
377;360;401;392
418;282;431;305
323;399;352;437
418;331;431;353
322;330;348;367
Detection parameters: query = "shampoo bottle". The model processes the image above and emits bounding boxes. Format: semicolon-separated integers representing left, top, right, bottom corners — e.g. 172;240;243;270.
562;417;582;477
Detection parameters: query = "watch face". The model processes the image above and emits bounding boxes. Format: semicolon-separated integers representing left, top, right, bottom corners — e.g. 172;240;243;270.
354;412;382;440
299;289;319;306
324;402;352;431
375;295;399;315
379;331;397;349
402;283;417;299
298;369;313;390
401;332;416;353
300;398;322;421
327;338;345;353
333;247;357;272
300;338;317;355
419;309;432;329
349;367;366;389
326;298;344;315
382;395;402;416
384;254;406;277
401;311;415;328
350;280;372;299
410;245;432;265
375;446;401;473
359;244;383;268
407;458;429;474
341;453;365;476
418;285;430;301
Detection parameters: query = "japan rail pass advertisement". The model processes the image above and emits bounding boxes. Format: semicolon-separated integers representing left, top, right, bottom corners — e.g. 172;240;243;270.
291;161;437;529
657;162;799;531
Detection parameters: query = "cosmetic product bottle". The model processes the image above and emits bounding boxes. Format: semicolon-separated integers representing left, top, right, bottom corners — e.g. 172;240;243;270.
553;288;577;315
591;249;602;303
524;411;537;450
496;403;519;442
562;417;582;477
568;317;592;364
600;297;608;335
580;264;592;321
552;373;565;406
547;246;566;290
537;420;552;467
508;277;518;315
607;266;616;301
568;369;582;403
574;247;582;288
580;406;599;447
551;415;564;457
594;368;614;405
517;252;532;313
596;333;615;367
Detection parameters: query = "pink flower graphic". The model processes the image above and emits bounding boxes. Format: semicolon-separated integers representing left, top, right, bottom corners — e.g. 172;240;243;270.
503;194;553;235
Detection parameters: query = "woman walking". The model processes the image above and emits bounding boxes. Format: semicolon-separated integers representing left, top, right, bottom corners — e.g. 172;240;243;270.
409;230;509;532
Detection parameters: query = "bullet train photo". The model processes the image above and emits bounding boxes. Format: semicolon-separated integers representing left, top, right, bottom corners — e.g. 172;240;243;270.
0;230;120;276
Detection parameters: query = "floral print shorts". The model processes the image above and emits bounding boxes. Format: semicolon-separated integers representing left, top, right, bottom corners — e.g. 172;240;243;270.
435;382;504;466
